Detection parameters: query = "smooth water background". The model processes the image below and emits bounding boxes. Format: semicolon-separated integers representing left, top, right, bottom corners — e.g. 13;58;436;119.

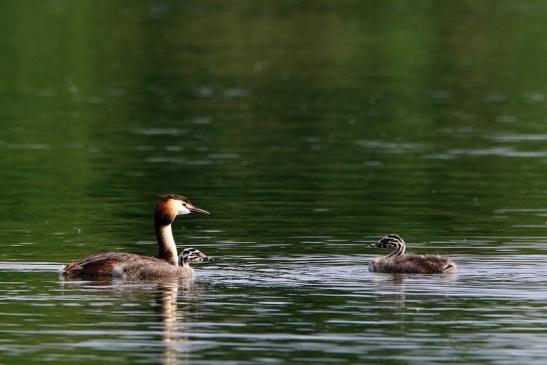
1;1;547;364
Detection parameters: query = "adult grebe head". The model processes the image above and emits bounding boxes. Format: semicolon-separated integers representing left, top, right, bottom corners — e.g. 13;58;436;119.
179;248;212;266
155;194;209;226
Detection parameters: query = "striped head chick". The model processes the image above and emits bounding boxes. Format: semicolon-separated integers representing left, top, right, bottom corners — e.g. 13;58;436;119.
178;248;213;267
369;234;406;257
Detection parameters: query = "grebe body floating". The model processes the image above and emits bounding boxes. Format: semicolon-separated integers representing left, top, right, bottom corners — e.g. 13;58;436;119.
63;194;211;279
369;234;457;274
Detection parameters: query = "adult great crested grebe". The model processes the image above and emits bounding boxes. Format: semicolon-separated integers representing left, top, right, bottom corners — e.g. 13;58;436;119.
368;234;457;274
63;194;210;279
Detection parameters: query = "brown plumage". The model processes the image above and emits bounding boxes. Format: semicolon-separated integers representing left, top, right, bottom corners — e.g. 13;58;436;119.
63;253;194;279
63;195;210;279
368;234;457;274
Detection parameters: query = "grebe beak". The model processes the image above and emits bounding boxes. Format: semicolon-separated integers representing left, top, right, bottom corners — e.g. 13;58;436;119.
189;205;210;214
369;243;378;248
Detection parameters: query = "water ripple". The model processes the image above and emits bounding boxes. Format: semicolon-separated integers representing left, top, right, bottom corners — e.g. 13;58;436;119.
1;254;546;364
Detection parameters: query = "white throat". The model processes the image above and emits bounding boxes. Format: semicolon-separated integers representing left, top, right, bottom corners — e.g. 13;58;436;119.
156;224;179;266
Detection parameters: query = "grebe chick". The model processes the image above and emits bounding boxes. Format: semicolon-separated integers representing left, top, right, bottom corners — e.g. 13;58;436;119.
178;247;213;266
63;194;210;279
368;234;457;274
171;247;212;278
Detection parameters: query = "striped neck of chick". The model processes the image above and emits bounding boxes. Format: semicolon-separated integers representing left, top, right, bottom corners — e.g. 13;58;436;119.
371;234;406;257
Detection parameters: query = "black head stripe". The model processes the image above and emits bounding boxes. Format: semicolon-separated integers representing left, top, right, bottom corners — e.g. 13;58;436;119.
386;234;403;242
375;234;406;257
179;247;207;265
158;194;191;204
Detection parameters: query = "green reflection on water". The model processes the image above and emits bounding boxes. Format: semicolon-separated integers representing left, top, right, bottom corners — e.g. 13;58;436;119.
1;0;547;261
1;1;547;363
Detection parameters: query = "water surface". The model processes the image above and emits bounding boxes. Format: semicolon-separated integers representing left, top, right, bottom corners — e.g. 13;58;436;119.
1;0;547;364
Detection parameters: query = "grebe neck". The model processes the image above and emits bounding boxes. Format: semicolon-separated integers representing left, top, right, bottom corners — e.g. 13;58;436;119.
156;224;178;266
387;240;406;257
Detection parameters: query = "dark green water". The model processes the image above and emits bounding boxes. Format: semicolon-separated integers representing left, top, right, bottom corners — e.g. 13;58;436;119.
2;1;547;364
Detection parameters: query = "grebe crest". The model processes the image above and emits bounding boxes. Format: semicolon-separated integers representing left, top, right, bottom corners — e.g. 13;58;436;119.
179;248;213;266
369;234;457;274
63;194;210;279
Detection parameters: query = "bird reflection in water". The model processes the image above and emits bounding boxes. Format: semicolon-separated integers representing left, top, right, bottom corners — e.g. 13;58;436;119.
370;271;458;310
155;277;207;365
370;273;408;308
60;274;209;365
